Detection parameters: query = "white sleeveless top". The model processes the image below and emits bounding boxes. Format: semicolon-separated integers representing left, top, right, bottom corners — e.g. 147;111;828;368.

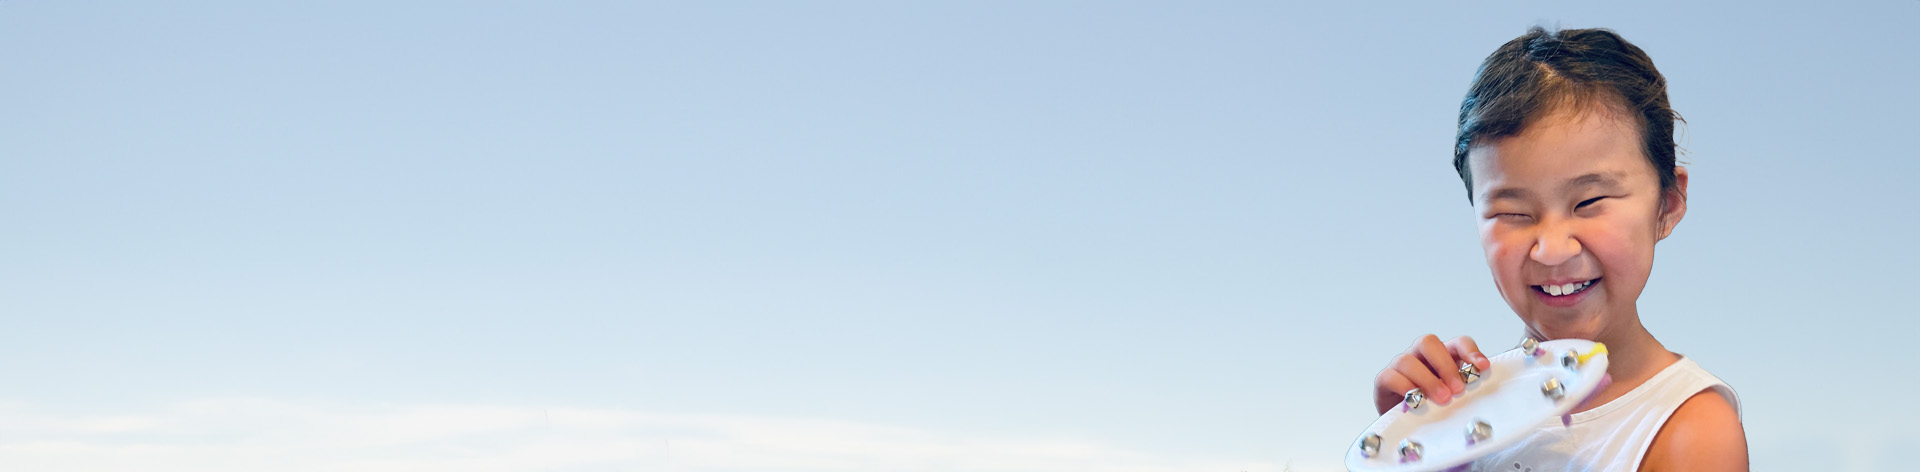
1469;356;1739;471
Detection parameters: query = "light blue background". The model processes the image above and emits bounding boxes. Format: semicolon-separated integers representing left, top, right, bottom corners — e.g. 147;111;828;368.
2;2;1914;471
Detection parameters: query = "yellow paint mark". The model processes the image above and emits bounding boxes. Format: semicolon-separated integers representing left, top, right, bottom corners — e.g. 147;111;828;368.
1578;342;1607;365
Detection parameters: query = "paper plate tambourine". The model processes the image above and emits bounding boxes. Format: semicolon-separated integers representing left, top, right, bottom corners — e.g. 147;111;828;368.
1344;338;1609;472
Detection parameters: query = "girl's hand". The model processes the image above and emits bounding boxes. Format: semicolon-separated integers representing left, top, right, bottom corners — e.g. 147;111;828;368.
1372;335;1492;415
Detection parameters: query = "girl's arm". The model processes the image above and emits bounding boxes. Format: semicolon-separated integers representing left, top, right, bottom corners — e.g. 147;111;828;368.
1640;390;1747;471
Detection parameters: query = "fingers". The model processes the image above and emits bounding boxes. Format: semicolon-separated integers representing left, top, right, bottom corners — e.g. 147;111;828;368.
1413;335;1465;397
1373;334;1490;413
1446;336;1491;372
1395;344;1454;405
1373;369;1415;415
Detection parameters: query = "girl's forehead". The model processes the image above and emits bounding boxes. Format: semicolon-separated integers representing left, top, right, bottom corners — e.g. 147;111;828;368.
1467;108;1655;194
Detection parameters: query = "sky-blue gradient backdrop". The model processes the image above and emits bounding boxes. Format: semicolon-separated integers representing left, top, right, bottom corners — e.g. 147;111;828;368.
2;1;1915;470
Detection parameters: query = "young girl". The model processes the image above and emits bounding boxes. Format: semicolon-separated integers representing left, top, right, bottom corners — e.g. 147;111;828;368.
1369;27;1748;470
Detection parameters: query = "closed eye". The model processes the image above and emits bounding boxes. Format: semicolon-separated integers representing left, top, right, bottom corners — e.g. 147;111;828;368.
1575;196;1606;210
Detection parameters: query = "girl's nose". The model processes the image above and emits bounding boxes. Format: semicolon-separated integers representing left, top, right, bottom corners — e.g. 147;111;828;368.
1530;227;1582;266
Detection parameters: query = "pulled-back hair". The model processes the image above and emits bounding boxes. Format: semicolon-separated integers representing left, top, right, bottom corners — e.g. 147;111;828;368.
1453;27;1682;202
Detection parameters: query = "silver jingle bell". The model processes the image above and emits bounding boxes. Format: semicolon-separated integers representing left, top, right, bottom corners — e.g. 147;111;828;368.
1542;377;1565;400
1399;439;1424;462
1358;433;1383;458
1561;349;1580;370
1519;337;1541;357
1459;361;1481;384
1466;419;1492;444
1403;388;1426;410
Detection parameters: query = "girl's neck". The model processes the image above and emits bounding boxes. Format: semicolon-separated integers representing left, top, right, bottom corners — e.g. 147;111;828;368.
1572;315;1678;413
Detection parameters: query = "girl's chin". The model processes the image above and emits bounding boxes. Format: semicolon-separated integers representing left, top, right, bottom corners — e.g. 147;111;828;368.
1522;312;1609;341
1516;305;1611;341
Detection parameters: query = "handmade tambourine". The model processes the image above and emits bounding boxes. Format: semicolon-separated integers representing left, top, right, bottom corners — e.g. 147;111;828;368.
1345;338;1609;472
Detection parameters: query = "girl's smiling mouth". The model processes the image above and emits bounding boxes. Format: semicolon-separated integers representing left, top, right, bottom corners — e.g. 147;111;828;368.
1532;278;1601;307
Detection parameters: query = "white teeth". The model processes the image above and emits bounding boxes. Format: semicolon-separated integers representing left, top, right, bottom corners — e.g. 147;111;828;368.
1539;279;1596;297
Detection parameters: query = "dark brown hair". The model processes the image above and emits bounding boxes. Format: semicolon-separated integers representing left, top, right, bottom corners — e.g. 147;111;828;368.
1453;27;1682;202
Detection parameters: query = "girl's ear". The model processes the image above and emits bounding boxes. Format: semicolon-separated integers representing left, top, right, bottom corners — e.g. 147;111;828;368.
1656;166;1689;241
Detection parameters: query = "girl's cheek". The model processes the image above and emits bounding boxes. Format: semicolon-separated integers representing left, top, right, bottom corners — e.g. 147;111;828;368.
1478;223;1510;260
1480;229;1529;285
1583;218;1649;272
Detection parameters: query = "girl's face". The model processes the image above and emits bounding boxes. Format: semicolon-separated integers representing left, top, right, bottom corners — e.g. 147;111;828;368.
1466;106;1687;341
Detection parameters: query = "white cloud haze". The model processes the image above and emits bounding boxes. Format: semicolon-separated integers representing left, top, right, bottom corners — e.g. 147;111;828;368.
0;398;1298;472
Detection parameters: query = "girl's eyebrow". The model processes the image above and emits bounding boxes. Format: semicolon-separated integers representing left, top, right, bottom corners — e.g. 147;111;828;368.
1564;172;1626;192
1480;172;1627;203
1481;187;1532;203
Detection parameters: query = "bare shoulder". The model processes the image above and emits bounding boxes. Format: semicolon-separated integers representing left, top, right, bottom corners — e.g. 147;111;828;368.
1640;389;1748;471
